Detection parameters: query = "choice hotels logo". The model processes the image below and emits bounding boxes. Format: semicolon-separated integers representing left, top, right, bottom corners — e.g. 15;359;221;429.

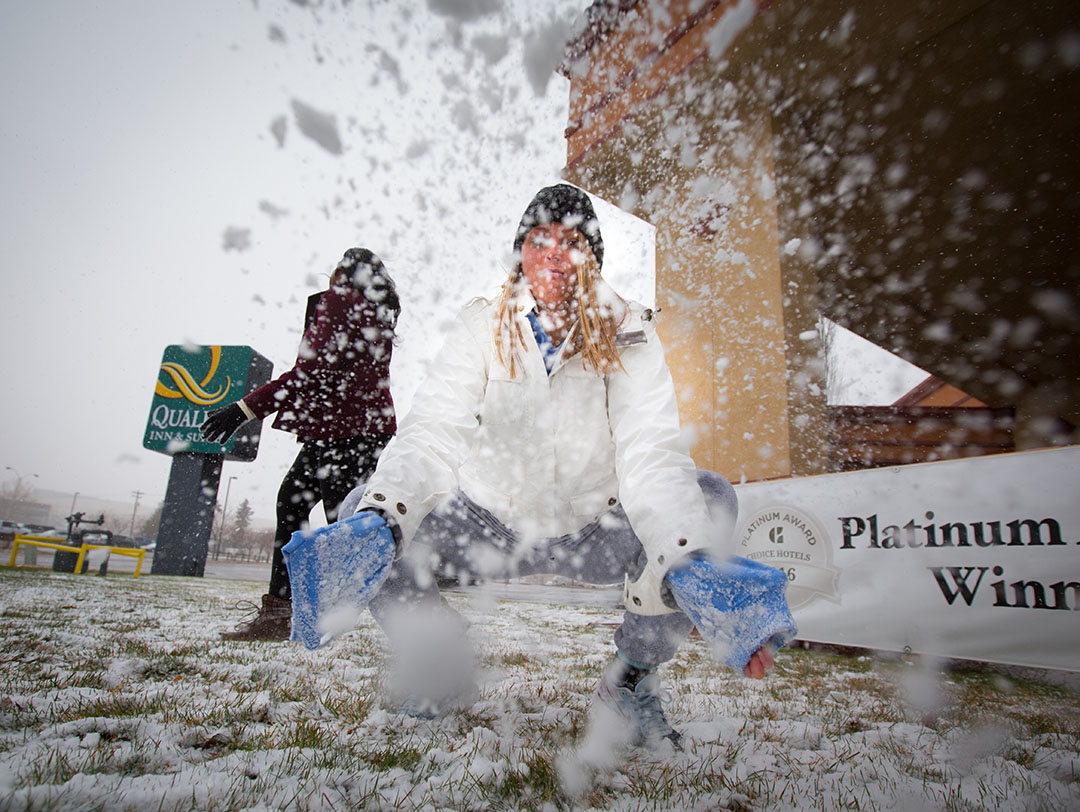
737;504;841;611
154;345;231;405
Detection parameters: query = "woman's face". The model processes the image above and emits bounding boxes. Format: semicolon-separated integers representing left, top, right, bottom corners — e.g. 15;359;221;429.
520;223;586;310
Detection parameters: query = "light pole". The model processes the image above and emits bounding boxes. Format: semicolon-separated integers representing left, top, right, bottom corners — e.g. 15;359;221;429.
214;476;237;560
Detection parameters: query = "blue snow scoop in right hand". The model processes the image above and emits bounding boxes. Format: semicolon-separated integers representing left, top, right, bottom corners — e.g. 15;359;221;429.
665;554;797;674
282;510;396;650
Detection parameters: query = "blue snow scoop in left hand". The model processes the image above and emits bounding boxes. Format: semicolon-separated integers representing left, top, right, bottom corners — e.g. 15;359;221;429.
665;555;798;673
282;510;396;650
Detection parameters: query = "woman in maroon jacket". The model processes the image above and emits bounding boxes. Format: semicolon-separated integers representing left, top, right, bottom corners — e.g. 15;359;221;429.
202;248;399;640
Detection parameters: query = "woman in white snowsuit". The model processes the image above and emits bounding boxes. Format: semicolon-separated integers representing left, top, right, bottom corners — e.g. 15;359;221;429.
335;184;780;748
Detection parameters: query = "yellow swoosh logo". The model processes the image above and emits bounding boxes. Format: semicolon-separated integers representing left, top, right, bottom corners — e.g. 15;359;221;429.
155;346;231;405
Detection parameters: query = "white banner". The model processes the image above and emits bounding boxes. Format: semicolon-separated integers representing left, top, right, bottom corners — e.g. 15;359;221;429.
732;446;1080;672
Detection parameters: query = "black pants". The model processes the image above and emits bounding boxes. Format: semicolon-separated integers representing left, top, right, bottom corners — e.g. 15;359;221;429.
269;434;391;600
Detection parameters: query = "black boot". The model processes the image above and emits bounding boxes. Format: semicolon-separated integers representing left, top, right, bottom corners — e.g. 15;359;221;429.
221;594;291;641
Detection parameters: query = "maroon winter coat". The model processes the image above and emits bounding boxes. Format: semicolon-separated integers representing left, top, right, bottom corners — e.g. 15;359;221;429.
243;285;397;440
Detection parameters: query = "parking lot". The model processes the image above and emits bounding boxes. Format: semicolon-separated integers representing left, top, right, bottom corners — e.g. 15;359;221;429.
3;544;267;582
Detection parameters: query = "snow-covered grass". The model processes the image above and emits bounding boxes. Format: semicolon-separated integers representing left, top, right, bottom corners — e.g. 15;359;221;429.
0;569;1077;811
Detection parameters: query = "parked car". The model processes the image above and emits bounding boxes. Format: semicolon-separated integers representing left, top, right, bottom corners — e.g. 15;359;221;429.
73;529;113;546
0;521;32;543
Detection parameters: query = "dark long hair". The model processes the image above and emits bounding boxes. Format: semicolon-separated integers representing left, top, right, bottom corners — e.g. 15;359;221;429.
329;248;400;330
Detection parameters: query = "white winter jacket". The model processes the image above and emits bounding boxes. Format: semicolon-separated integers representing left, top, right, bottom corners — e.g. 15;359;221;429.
357;282;729;614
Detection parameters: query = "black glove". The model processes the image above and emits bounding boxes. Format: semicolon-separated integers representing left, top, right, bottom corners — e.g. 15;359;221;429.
200;403;249;444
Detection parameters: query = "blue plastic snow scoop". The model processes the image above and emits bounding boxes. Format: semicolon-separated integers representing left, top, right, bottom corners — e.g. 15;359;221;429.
282;510;396;650
665;554;797;673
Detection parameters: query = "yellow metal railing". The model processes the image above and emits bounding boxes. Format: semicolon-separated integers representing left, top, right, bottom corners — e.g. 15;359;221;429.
7;535;146;578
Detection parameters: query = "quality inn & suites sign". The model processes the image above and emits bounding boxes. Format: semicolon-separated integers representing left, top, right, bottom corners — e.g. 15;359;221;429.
143;345;271;461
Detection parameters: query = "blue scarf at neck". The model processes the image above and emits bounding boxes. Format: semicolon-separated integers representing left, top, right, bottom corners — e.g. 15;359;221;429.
526;310;561;374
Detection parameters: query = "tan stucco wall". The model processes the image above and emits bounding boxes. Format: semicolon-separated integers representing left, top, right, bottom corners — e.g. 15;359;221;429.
564;3;828;482
649;110;796;481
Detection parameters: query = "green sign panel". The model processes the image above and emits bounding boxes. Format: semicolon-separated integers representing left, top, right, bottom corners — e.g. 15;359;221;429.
143;345;271;461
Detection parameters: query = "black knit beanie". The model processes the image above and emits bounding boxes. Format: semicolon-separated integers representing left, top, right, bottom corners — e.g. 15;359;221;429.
512;184;604;268
338;247;384;276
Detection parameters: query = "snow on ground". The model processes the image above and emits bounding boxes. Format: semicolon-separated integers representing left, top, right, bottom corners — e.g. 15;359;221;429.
0;567;1077;811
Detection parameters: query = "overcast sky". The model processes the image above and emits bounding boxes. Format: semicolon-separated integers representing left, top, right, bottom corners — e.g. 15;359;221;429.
0;0;921;527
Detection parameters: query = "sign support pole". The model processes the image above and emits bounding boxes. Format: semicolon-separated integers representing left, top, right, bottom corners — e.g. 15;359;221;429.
143;344;271;577
151;452;223;576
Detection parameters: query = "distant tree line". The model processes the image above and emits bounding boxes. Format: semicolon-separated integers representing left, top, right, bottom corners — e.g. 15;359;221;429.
97;499;274;561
